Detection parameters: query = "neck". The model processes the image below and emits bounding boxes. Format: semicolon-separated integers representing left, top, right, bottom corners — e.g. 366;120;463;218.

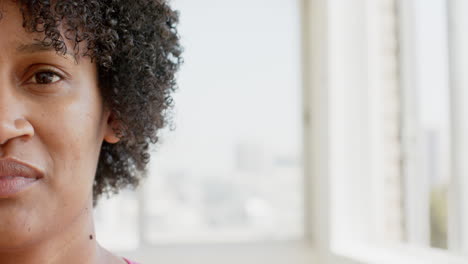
0;200;106;264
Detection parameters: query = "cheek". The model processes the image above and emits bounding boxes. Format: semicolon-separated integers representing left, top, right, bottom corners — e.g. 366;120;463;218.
31;90;106;201
41;106;101;160
0;94;106;247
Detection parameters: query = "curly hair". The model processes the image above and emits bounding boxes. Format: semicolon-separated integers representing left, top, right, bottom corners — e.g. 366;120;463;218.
14;0;182;204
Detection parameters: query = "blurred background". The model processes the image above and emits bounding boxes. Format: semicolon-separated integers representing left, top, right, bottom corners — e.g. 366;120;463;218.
93;0;468;263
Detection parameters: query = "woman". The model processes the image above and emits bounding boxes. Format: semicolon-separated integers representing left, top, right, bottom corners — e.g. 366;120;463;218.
0;0;181;263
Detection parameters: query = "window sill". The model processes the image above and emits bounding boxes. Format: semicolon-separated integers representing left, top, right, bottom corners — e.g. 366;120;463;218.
117;241;316;264
332;243;468;264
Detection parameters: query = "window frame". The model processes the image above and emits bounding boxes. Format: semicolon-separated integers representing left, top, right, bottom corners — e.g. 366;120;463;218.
399;0;432;247
311;0;468;263
113;0;468;263
446;0;468;254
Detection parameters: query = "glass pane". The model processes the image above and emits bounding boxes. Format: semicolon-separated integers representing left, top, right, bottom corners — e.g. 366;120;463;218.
143;0;303;243
416;0;450;250
95;190;139;250
402;0;451;250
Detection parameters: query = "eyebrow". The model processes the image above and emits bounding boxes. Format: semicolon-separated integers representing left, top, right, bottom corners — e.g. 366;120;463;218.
16;42;77;63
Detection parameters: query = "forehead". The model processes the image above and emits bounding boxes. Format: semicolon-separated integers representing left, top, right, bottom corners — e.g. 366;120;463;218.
0;2;46;48
0;1;82;61
0;1;37;39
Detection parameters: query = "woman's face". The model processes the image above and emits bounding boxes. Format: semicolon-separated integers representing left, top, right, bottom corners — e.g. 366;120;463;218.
0;1;117;248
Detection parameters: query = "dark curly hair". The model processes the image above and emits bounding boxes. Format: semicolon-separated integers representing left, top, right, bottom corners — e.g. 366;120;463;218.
13;0;182;203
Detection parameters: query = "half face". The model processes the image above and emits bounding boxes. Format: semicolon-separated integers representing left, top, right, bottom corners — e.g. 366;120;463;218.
0;1;116;249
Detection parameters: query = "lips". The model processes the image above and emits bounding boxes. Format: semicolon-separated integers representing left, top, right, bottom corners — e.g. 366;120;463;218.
0;158;44;197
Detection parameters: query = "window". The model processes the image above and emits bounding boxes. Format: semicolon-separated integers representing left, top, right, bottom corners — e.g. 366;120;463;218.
141;0;303;244
95;0;304;254
327;0;468;262
400;0;451;250
93;0;468;263
327;0;406;249
445;0;468;255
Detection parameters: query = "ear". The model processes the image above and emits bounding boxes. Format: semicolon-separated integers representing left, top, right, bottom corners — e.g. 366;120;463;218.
103;111;121;144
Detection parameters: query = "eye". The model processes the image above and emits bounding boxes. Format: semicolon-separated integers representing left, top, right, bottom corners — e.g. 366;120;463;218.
29;71;62;85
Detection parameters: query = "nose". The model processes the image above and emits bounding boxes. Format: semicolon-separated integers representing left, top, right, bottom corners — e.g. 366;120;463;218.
0;118;34;145
0;92;35;146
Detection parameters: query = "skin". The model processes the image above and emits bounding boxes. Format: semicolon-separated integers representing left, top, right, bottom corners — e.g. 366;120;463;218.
0;1;125;264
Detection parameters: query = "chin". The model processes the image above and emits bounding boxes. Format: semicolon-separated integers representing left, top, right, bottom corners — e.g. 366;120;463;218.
0;204;47;251
0;226;44;252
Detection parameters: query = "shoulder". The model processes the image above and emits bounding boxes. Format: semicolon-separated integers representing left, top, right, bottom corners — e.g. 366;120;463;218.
97;245;136;264
123;258;140;264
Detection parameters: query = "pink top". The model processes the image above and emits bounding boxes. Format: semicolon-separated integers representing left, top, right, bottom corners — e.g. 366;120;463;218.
124;258;140;264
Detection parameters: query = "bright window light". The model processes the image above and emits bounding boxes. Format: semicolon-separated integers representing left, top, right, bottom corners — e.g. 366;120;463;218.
95;0;303;250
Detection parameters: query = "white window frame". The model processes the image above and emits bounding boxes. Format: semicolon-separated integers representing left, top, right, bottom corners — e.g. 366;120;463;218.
114;0;468;263
323;0;468;263
447;0;468;255
399;0;431;247
304;0;468;264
